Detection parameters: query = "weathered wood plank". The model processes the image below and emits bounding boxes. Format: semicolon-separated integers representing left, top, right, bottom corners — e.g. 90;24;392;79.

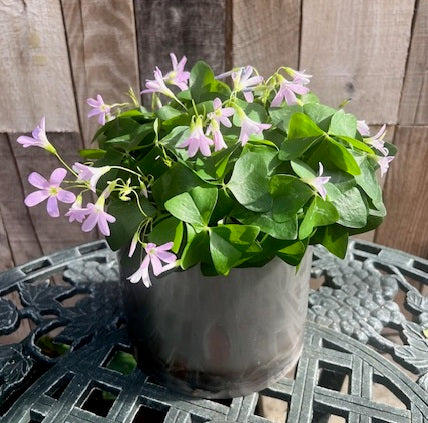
375;126;428;258
8;133;98;259
232;0;301;76
0;134;43;267
61;0;140;146
135;0;227;94
300;0;415;124
0;0;78;132
398;0;428;125
0;206;15;272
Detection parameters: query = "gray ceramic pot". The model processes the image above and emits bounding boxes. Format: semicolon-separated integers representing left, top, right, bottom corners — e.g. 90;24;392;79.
119;249;311;398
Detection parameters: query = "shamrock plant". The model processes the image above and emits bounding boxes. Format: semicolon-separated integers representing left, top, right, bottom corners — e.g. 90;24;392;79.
18;53;396;287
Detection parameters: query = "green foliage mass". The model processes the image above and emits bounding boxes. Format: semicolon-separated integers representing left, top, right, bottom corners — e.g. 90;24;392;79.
87;61;394;276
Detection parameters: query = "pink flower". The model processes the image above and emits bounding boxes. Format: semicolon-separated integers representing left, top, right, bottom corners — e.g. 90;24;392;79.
141;67;176;99
237;108;271;146
215;69;234;80
65;195;87;223
24;168;76;217
127;242;177;287
271;77;309;107
164;53;190;90
178;117;213;157
302;163;331;200
81;195;116;236
357;120;370;137
128;232;140;258
376;151;394;177
206;119;227;151
72;163;111;192
17;117;56;153
208;98;234;128
231;66;263;102
366;124;388;155
87;95;111;126
286;68;312;85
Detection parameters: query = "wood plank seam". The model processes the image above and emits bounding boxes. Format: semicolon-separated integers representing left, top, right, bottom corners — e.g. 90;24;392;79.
225;0;234;70
297;0;304;69
397;0;428;124
396;0;419;124
58;1;85;143
0;205;15;269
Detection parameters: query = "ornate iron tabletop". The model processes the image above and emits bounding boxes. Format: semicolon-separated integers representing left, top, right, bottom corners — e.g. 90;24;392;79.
0;239;427;422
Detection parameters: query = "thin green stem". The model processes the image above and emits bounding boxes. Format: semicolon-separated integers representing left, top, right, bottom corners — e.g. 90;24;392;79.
111;102;130;108
132;190;149;218
55;153;78;177
109;166;143;178
191;99;199;116
63;184;89;190
140;217;153;242
175;97;188;111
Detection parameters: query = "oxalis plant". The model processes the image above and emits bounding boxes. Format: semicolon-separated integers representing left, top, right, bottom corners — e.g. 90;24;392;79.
18;53;396;287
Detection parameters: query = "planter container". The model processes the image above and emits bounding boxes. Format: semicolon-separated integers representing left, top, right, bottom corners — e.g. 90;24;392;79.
119;250;311;398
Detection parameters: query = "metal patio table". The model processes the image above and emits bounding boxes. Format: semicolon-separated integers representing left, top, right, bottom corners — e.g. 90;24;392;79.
0;239;427;423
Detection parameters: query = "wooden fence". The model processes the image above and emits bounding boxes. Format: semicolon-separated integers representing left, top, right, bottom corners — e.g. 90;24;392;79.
0;0;427;271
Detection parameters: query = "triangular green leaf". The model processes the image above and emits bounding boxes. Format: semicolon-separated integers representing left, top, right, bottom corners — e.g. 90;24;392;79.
181;230;210;269
276;239;308;266
136;146;169;179
279;136;323;161
332;187;368;228
290;160;317;179
338;136;374;154
228;151;273;212
303;103;336;131
299;196;339;239
189;61;231;102
79;148;106;159
209;224;260;275
288;112;325;139
270;175;313;222
148;217;183;253
151;163;208;206
156;105;183;121
106;198;155;251
232;205;298;240
159;126;190;158
308;137;361;175
329;110;357;138
353;154;383;206
311;225;348;259
269;105;302;132
194;147;235;180
164;186;218;227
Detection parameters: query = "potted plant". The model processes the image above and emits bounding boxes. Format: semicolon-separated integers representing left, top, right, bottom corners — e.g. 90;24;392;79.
18;53;396;398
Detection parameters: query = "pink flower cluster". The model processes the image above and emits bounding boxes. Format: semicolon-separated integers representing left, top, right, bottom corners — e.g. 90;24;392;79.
216;65;263;102
178;98;237;158
22;155;116;236
141;53;190;97
176;97;272;158
271;69;312;107
357;122;394;177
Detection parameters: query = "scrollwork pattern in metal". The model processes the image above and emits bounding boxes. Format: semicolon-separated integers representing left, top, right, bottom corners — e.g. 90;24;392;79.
0;239;426;422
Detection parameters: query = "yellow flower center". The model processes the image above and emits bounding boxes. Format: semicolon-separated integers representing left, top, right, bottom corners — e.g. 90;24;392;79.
49;187;59;196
